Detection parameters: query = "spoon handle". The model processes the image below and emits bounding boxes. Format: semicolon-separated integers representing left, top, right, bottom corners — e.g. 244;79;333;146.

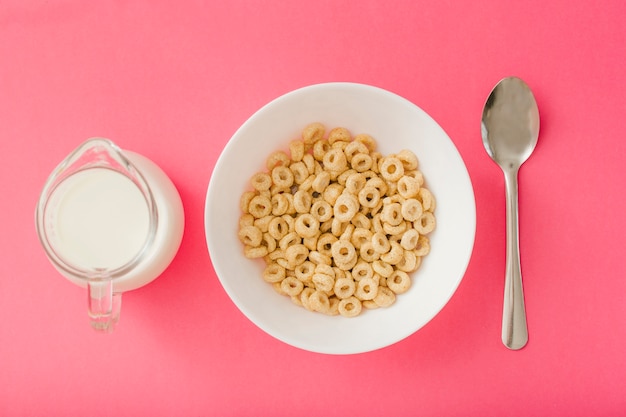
502;167;528;349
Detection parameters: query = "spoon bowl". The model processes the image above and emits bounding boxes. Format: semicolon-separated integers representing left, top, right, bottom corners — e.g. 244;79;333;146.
481;76;540;350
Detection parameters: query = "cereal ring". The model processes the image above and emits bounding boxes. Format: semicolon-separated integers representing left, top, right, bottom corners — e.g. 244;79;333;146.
281;276;304;297
308;250;332;266
302;234;319;251
333;193;359;222
337;169;356;186
250;172;272;191
418;188;435;212
289;139;305;162
323;183;344;205
381;202;403;226
358;186;380;208
327;127;351;144
396;250;418;272
302;122;326;146
371;232;391;254
401;198;423;222
279;231;301;250
326;297;340;316
339;223;355;243
300;287;316;311
344;140;369;161
281;214;295;232
313;139;331;161
299;174;315;192
351;260;373;281
351;153;373;172
293;190;312;214
396;149;419;171
312;171;331;194
302;153;316;174
268;217;289;240
271;193;289;216
331;239;357;265
239;213;254;228
353;133;377;152
322;148;348;172
414;212;436;234
244;245;268;258
261;233;277;253
266;150;290;170
294;261;315;283
331;217;347;237
290;161;309;184
381;241;404;265
312;273;334;292
397;176;420;199
284;193;296;215
285;244;309;268
414;235;430;256
333;277;356;299
240;191;256;213
310;200;333;222
379;156;404;182
309;291;331;313
316;233;338;256
338;296;362;317
373;286;396;307
387;270;411;294
350;213;371;230
400;228;419;250
238;225;263;247
294;213;320;238
345;173;366;195
355;277;378;300
350;227;372;249
271;165;294;188
372;260;393;278
359;241;380;263
253;215;273;232
314;263;335;277
382;220;407;236
262;263;286;283
248;195;272;218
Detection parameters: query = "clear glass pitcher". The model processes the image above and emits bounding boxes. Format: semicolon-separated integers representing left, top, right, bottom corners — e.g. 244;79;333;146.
36;138;184;332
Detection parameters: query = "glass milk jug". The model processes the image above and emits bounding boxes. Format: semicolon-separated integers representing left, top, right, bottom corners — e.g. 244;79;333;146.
36;138;184;332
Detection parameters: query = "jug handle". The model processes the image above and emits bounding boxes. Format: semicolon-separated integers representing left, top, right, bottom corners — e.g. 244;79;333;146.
87;277;121;332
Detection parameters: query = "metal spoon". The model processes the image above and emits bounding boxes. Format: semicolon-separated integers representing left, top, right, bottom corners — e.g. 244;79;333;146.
481;76;540;350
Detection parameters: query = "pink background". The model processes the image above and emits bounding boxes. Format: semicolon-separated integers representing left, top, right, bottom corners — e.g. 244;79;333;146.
1;1;625;416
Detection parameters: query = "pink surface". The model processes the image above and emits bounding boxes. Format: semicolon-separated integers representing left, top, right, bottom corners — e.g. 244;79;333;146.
1;1;625;416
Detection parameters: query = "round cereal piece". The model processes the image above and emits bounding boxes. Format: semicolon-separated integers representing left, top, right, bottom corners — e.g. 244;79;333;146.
323;183;344;205
333;277;356;299
327;127;351;144
312;171;331;194
379;156;404;182
387;270;411;294
401;198;423;222
239;213;254;228
331;217;347;237
261;233;277;253
344;140;369;161
294;213;320;239
372;260;393;278
351;153;373;172
400;228;419;250
326;296;340;315
244;245;268;259
250;172;272;191
359;241;380;263
383;220;407;237
350;212;371;230
313;139;331;161
291;294;303;307
351;260;373;281
308;250;332;266
284;193;296;215
302;153;316;174
339;223;355;243
271;165;294;188
322;148;348;172
281;276;304;297
365;176;388;195
312;273;334;292
281;214;295;232
279;231;300;250
397;149;419;171
414;235;430;256
302;122;326;146
316;233;338;256
381;202;403;226
396;249;418;272
248;195;272;218
355;277;378;300
345;172;366;195
240;191;256;213
300;287;316;311
271;193;289;216
333;193;359;222
268;216;289;240
418;188;435;212
371;232;391;254
381;241;404;265
397;176;421;199
253;215;273;232
310;200;333;222
293;189;313;214
350;227;372;249
353;133;377;151
338;296;362;318
294;261;315;283
285;244;309;267
358;186;380;208
302;234;319;251
289;139;305;162
262;263;286;283
314;263;335;277
374;286;396;307
238;225;262;247
414;211;436;234
266;150;290;170
299;174;315;192
290;161;309;184
309;290;331;313
331;240;357;266
337;168;356;186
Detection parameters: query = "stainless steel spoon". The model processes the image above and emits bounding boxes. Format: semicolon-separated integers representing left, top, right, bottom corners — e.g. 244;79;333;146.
481;76;540;350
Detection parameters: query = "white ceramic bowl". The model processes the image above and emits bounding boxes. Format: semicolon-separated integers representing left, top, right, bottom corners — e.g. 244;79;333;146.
205;82;475;354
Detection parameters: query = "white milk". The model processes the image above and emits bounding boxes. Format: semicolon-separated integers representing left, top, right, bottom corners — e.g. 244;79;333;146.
49;168;151;270
47;151;185;293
